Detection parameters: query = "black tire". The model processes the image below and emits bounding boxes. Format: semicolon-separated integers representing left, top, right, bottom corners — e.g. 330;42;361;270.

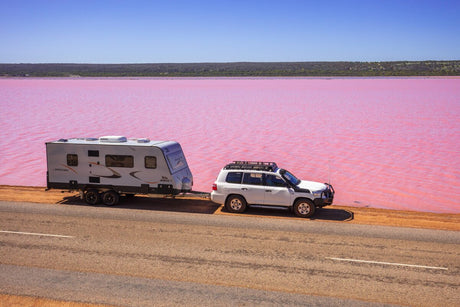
84;189;101;205
293;199;316;218
225;195;247;213
102;190;120;206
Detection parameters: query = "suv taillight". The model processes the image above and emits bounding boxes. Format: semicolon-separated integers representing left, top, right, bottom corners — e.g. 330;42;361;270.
212;184;217;191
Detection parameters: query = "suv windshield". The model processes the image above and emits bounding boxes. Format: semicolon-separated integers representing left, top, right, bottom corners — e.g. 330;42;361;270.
280;169;301;186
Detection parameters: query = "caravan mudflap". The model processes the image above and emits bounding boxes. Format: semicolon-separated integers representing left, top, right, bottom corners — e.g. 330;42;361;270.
141;184;149;194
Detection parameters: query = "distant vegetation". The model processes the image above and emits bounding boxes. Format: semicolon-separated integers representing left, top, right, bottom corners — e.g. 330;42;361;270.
1;61;459;77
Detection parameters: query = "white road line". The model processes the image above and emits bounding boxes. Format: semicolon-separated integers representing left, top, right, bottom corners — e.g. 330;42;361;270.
326;257;448;271
0;230;74;238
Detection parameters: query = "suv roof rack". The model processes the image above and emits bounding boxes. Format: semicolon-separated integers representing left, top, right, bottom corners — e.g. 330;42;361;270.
224;161;278;171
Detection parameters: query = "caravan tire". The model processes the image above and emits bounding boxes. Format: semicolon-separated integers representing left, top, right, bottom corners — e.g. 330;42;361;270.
102;190;120;206
84;189;101;205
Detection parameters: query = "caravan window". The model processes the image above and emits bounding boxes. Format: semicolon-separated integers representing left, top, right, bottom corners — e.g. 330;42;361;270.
88;150;99;157
67;154;78;166
105;155;134;168
145;156;157;169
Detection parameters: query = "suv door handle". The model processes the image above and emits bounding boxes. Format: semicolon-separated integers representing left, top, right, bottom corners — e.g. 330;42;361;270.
241;188;248;191
265;190;272;192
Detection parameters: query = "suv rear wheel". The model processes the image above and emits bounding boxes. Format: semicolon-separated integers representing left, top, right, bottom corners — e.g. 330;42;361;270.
225;195;247;213
293;199;315;218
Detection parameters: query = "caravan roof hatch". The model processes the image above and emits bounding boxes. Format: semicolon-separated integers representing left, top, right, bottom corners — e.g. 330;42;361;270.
99;136;127;143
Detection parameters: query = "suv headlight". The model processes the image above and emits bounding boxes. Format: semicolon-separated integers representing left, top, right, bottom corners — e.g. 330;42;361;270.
312;191;322;198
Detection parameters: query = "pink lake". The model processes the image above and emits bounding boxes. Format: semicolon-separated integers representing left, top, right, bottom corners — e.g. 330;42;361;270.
0;78;459;213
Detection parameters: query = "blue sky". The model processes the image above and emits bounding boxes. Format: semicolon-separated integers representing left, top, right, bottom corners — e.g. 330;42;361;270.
0;0;458;63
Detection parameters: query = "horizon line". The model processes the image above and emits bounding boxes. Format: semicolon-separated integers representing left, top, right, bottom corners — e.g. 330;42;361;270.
2;60;459;65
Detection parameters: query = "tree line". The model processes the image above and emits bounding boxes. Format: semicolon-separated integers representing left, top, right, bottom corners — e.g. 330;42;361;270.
1;61;458;77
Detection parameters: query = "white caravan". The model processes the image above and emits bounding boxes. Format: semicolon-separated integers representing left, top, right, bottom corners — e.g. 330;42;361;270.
46;136;193;205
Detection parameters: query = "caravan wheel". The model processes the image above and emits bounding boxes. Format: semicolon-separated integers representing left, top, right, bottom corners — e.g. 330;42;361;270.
84;189;101;205
102;190;120;206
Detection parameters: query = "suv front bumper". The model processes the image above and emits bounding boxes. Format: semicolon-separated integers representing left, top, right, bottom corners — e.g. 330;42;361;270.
313;183;334;207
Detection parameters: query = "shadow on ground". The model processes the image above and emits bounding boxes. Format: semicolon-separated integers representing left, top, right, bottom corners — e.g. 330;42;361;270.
58;195;220;214
227;206;353;222
58;195;353;222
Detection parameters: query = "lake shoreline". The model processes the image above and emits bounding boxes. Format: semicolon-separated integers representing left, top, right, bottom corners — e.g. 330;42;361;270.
1;61;459;77
1;185;458;231
2;76;460;80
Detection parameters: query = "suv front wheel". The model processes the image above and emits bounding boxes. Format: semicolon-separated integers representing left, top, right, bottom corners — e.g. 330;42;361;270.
225;195;247;213
293;199;316;218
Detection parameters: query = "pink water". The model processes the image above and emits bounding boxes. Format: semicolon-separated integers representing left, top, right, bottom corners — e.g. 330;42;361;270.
0;78;459;213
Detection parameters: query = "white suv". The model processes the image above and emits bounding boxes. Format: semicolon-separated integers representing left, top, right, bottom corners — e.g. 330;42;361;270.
211;161;334;218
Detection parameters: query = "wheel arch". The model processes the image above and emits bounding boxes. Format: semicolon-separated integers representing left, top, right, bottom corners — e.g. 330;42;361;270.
83;185;114;194
225;193;247;205
292;196;315;208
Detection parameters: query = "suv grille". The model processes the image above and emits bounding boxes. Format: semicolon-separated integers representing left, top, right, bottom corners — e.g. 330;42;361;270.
321;184;335;199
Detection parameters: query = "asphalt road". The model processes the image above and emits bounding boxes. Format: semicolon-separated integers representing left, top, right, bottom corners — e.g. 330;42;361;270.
0;200;459;306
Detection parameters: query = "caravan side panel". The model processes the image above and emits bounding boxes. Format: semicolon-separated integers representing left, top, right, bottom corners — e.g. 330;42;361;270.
46;142;86;189
46;142;177;193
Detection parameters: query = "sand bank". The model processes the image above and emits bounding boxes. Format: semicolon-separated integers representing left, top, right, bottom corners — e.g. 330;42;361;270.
1;185;458;231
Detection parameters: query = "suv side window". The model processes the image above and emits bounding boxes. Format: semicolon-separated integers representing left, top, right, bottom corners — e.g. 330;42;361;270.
265;174;287;187
242;173;263;185
226;172;243;184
